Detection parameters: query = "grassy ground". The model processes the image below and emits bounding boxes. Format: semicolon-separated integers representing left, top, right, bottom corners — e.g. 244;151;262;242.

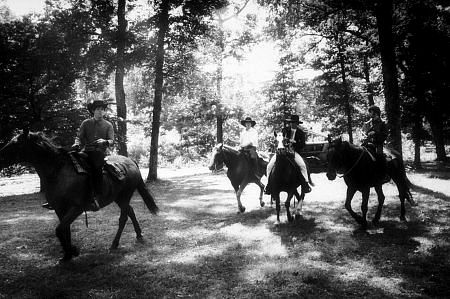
0;166;449;298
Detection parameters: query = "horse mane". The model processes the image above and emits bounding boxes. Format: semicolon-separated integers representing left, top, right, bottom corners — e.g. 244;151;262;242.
30;132;64;155
222;144;240;155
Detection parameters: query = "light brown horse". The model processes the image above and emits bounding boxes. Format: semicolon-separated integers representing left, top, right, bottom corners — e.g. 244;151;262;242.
0;130;159;262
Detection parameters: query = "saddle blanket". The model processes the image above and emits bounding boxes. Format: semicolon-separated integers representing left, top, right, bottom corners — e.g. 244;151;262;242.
69;152;126;181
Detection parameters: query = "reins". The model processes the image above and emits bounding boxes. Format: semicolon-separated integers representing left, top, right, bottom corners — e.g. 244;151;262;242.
337;148;365;178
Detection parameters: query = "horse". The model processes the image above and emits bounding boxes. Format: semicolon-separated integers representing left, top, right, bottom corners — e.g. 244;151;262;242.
208;144;267;213
267;132;307;222
0;130;159;262
326;137;415;228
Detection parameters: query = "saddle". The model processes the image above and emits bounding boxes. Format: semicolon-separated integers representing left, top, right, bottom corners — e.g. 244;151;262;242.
68;152;126;181
275;148;302;175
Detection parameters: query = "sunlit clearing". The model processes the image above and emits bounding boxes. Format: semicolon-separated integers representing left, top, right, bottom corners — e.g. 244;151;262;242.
220;223;288;258
411;237;435;255
166;226;215;240
167;244;227;264
243;261;301;283
336;258;407;295
164;212;188;222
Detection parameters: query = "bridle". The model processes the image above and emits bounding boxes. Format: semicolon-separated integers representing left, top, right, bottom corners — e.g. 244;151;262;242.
328;142;365;178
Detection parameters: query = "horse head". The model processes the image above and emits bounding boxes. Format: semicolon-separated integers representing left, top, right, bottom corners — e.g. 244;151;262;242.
0;130;32;168
0;130;59;169
326;136;347;180
208;143;224;171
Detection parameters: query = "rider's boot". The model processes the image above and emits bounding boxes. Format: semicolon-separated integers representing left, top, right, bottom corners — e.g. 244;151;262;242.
300;175;312;193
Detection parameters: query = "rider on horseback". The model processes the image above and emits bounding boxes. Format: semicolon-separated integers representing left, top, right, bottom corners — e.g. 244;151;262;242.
239;117;259;177
362;105;389;182
265;114;311;195
42;99;114;211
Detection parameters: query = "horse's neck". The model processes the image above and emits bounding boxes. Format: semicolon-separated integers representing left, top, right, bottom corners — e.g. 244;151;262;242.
222;148;241;169
29;148;64;179
343;145;364;167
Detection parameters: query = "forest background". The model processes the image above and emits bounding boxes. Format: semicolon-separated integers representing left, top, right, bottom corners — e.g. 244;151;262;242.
1;0;449;182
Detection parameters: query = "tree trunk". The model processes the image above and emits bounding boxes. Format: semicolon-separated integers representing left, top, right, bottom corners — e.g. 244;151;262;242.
428;111;447;161
115;0;128;156
412;115;422;168
216;21;224;145
147;0;170;181
374;0;402;156
339;49;353;143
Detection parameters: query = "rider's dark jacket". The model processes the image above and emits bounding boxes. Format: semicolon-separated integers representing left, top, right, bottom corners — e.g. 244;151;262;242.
282;126;306;154
363;118;388;153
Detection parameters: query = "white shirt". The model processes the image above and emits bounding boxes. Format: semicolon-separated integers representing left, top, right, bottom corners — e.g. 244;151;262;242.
240;127;258;148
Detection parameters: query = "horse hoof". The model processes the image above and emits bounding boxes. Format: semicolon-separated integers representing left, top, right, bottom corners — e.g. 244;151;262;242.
136;236;145;244
260;201;265;207
372;220;380;227
238;207;246;213
110;243;119;250
400;216;407;222
59;255;73;263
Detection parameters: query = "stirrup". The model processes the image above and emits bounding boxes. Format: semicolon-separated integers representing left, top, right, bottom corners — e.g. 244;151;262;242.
86;199;100;212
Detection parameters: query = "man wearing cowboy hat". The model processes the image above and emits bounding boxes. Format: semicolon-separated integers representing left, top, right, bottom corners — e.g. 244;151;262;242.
239;116;259;176
362;105;388;155
42;99;114;211
265;114;311;194
362;105;389;182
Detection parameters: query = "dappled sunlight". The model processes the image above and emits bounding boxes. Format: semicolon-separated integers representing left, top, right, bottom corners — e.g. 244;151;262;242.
220;223;288;258
166;243;227;264
0;213;54;224
166;226;215;240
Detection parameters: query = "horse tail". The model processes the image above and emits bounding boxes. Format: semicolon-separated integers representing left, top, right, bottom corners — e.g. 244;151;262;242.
137;178;159;214
392;157;416;206
132;160;159;214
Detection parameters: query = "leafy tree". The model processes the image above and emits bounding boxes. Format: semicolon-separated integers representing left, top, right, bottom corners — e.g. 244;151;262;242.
145;0;228;181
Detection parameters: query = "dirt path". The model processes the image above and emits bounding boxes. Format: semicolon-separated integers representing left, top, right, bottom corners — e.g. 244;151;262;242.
0;167;449;298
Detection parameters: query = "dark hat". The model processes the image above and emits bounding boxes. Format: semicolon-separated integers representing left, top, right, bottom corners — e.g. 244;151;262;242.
285;114;303;124
240;117;256;127
368;105;381;116
87;100;109;114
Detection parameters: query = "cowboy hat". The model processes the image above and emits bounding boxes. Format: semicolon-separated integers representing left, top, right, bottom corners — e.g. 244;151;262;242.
87;100;109;114
285;114;303;124
240;117;256;127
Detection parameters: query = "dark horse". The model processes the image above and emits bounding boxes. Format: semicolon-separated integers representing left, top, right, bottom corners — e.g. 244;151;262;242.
208;144;267;213
0;130;159;262
326;137;415;228
268;132;306;222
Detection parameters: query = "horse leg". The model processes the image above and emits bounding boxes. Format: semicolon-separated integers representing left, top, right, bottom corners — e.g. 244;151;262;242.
127;205;144;243
372;185;385;226
274;193;281;222
344;187;365;226
111;205;130;250
235;180;249;213
293;189;305;220
360;188;369;229
55;207;83;262
254;179;265;207
285;191;295;223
